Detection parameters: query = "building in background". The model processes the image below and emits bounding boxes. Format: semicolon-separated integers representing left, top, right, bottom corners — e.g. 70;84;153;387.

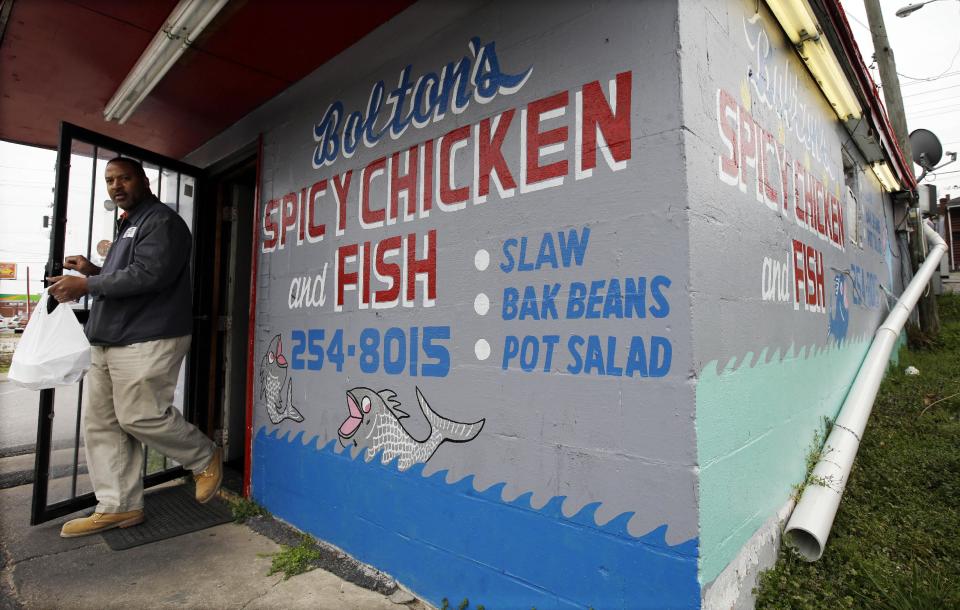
0;1;924;607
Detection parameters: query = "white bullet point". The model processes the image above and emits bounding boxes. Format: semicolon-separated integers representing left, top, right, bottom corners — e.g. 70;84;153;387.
474;249;490;271
474;293;490;315
474;339;491;361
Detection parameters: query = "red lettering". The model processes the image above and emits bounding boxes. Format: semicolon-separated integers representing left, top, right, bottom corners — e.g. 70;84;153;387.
262;198;279;251
361;241;371;307
794;163;806;223
280;193;297;248
580;71;632;174
815;179;826;237
406;229;437;306
307;180;326;242
390;146;418;222
793;239;805;311
478;109;517;199
374;236;403;306
805;172;817;233
421;139;433;215
439;126;471;207
738;107;756;193
361;158;387;227
336;243;359;309
762;131;778;208
525;91;569;187
717;89;740;185
333;171;352;235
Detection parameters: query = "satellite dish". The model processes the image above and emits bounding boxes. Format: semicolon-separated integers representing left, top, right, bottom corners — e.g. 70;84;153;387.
909;128;943;171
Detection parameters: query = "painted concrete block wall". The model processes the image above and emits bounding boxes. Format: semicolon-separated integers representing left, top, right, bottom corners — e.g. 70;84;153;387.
192;1;703;608
677;0;903;590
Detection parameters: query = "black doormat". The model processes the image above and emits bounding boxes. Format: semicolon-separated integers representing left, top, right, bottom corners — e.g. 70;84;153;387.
101;484;233;551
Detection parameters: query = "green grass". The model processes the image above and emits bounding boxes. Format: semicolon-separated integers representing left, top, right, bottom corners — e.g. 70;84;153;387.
756;294;960;609
266;535;322;580
230;496;269;523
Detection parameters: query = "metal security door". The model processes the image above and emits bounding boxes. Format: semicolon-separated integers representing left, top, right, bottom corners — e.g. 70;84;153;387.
31;123;204;524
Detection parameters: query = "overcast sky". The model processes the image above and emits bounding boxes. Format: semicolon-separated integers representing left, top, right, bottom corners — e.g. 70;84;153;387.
840;0;960;195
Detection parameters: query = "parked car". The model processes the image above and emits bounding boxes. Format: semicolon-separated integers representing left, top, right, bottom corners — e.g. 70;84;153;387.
13;317;27;334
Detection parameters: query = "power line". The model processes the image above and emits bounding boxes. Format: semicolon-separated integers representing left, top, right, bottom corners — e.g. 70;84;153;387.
903;82;960;98
901;71;960;86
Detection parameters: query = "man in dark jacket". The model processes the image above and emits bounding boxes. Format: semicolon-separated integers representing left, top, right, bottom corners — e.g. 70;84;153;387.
47;157;221;538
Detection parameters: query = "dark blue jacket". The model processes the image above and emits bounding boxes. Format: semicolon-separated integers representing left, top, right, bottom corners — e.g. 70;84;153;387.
85;196;193;346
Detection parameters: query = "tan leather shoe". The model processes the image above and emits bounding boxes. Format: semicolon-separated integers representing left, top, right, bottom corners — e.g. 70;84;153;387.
194;447;223;504
60;510;144;538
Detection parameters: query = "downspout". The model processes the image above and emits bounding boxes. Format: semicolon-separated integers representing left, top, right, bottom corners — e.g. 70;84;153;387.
784;219;948;561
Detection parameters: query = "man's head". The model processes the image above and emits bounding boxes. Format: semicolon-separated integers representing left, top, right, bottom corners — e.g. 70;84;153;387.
104;157;151;211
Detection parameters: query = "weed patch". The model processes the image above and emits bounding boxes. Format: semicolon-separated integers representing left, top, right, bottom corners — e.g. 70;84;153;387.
756;295;960;608
267;535;323;580
230;497;269;523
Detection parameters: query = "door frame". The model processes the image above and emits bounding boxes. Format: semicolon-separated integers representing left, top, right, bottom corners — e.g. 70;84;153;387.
31;122;205;524
187;136;262;497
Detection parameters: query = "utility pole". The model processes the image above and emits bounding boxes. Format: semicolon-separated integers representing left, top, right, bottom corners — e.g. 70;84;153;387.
864;0;940;336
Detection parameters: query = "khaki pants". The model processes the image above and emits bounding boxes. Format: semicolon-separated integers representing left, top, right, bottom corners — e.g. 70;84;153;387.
85;335;215;513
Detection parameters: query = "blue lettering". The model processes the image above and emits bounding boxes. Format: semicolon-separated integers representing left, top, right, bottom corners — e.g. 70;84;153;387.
500;238;518;272
584;336;604;375
650;336;672;377
363;81;387;147
411;72;441;128
606;336;623;376
519;286;540;320
625;277;646;318
517;237;534;271
650;275;671;318
541;283;560;319
586;280;605;319
387;66;415;139
603;278;623;319
502;287;519;320
625;336;647;377
343;111;364;158
312;102;343;168
470;37;533;102
542;335;560;372
520;336;539;372
535;233;557;269
502;335;520;369
566;335;584;374
558;227;590;267
567;282;586;318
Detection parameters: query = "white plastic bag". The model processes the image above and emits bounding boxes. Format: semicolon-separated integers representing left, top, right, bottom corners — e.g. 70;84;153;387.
8;289;91;390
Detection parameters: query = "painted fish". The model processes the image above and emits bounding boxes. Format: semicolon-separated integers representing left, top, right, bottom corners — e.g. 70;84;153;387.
338;387;484;470
828;274;849;344
259;334;304;425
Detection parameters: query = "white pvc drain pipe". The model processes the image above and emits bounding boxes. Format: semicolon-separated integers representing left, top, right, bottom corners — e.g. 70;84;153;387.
784;220;948;561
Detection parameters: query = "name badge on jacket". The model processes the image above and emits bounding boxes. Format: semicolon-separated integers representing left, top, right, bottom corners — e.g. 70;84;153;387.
122;226;137;239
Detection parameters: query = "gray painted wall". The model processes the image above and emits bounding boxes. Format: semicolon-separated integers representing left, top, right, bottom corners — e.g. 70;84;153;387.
191;1;703;606
678;0;906;588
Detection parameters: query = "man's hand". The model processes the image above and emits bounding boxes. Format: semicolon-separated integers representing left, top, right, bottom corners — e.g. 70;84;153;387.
46;275;89;303
64;255;100;276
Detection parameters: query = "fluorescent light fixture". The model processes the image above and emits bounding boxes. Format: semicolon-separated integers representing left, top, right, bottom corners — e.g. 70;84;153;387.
104;0;229;124
872;162;900;192
765;0;820;44
766;0;863;122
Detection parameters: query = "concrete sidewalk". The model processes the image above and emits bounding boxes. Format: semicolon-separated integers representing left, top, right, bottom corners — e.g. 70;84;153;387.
0;480;423;609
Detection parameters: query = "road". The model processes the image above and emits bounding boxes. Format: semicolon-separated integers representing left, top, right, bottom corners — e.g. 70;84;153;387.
0;376;86;453
1;332;87;453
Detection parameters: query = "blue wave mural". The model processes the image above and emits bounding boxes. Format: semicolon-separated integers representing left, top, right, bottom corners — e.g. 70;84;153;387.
253;427;699;609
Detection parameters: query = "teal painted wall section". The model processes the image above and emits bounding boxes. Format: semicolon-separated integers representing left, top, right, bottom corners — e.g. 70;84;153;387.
696;338;871;585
